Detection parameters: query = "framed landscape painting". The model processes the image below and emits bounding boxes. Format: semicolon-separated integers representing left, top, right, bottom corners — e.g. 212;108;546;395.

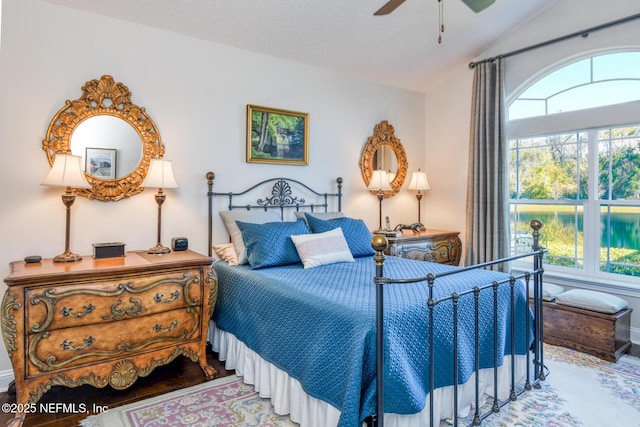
85;147;116;179
247;105;309;165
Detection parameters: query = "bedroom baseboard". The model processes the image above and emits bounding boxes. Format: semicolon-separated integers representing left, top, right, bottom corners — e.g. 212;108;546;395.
631;327;640;346
0;370;14;393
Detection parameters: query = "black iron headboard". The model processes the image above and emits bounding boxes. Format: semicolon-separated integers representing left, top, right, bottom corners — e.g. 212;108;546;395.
206;171;343;256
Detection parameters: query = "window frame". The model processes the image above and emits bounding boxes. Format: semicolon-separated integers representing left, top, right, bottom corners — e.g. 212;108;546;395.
506;49;640;292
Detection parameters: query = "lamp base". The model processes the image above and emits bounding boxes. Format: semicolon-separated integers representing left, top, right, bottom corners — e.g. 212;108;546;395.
147;244;171;255
53;251;83;263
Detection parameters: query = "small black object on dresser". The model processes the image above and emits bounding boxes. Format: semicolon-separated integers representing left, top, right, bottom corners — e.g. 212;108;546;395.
24;255;42;264
171;237;188;251
92;242;126;259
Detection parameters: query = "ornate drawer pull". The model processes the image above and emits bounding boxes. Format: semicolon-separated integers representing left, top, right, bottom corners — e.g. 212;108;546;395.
102;298;147;321
61;304;96;318
61;336;95;351
154;291;180;304
153;320;179;333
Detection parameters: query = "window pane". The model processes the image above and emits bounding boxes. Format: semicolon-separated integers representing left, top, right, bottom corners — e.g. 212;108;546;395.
519;59;590;99
593;52;640;80
508;99;546;120
548;81;640;114
509;133;587;200
600;205;640;276
510;204;583;268
598;125;640;200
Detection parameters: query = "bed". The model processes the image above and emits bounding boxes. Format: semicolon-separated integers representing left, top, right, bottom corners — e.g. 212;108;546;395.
205;172;546;427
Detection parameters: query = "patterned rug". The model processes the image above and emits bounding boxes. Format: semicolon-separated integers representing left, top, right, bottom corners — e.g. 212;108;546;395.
453;345;640;427
81;345;640;427
80;374;296;427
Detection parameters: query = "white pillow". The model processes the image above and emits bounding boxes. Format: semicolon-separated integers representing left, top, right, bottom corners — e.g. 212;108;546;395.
528;283;565;301
220;210;282;264
213;243;238;266
555;289;628;314
291;227;354;269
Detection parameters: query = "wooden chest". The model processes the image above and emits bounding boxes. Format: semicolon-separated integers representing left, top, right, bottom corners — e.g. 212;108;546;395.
2;250;217;427
539;299;632;362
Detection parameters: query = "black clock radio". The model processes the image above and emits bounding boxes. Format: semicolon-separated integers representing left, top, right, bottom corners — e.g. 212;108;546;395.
171;237;188;251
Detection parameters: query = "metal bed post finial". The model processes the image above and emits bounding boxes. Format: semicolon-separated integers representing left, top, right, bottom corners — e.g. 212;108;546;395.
529;219;546;382
530;219;542;251
206;172;215;257
336;177;343;212
372;234;389;427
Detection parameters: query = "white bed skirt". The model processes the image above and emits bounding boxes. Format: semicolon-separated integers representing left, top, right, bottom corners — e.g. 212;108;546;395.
209;320;532;427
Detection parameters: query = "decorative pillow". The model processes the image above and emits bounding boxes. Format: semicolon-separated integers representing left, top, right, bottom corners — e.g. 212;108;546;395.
294;211;345;228
304;213;375;258
291;228;354;269
213;243;238;266
528;283;565;301
555;289;628;314
220;210;281;264
236;219;309;269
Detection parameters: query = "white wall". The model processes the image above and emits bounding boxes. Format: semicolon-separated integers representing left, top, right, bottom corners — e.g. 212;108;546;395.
0;0;426;389
424;0;640;339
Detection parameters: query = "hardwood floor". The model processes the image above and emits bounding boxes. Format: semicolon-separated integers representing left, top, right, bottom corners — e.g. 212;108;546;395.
1;343;639;426
0;347;235;427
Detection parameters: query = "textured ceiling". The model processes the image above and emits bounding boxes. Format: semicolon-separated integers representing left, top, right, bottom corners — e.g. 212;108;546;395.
44;0;558;92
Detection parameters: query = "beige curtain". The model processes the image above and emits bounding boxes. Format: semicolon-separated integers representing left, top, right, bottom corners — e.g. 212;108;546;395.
465;58;508;269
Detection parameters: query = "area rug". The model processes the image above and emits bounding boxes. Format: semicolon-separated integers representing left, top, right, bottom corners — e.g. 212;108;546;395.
81;345;640;427
453;345;640;427
80;374;296;427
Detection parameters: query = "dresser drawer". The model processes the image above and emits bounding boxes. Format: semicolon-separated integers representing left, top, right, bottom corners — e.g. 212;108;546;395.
391;238;460;264
26;306;201;377
385;229;461;266
25;268;203;334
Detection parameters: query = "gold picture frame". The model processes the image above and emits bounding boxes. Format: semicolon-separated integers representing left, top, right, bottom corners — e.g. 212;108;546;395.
246;105;309;165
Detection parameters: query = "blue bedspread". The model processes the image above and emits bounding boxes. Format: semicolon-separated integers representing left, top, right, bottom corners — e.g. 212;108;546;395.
212;256;533;427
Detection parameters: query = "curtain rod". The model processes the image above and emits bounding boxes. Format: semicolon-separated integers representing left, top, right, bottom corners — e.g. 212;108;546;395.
469;12;640;69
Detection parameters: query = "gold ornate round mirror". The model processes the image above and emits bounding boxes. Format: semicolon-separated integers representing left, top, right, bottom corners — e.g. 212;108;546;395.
42;75;165;202
360;120;408;197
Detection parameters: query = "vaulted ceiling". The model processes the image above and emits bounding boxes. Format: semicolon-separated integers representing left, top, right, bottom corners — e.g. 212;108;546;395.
45;0;560;92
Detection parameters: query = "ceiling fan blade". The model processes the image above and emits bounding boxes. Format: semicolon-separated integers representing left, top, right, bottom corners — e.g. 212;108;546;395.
460;0;496;13
374;0;407;16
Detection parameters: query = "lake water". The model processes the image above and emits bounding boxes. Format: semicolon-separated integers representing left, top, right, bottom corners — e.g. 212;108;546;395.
514;211;640;250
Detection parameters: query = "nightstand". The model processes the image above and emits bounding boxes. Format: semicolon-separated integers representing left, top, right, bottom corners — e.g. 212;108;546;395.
385;229;462;266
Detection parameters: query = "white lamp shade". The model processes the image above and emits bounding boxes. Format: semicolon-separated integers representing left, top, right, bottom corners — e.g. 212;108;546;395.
368;169;392;190
142;159;179;189
408;170;431;191
42;154;90;188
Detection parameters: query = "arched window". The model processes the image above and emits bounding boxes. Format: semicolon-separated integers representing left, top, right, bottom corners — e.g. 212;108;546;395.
509;51;640;120
507;50;640;285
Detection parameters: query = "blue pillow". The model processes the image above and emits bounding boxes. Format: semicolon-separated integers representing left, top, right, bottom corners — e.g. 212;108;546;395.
236;219;309;269
304;213;375;258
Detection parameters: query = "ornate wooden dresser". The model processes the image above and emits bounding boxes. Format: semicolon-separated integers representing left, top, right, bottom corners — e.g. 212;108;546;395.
1;250;216;427
385;229;462;266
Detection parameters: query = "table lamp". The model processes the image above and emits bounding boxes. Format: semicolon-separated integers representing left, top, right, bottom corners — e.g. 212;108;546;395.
141;159;179;254
408;168;431;224
41;153;91;262
368;169;392;231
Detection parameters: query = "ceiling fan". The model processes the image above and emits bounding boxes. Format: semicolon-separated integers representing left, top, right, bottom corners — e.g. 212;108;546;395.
374;0;496;15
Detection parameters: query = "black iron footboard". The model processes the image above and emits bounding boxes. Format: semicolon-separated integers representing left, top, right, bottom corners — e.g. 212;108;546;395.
372;220;546;427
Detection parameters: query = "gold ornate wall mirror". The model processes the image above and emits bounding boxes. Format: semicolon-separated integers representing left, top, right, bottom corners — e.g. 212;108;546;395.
360;120;408;197
42;75;165;201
